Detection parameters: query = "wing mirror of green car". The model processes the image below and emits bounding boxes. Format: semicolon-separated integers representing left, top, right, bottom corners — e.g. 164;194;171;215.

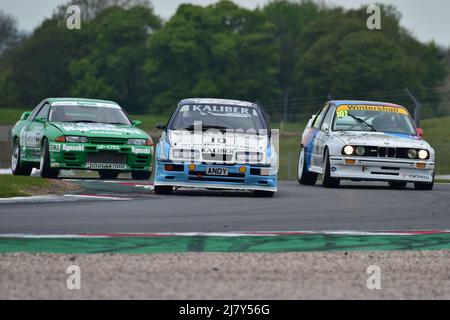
132;120;142;127
34;117;47;123
20;111;32;121
156;123;167;130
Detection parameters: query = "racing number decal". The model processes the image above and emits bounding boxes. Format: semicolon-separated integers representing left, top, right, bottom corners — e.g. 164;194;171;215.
336;110;348;118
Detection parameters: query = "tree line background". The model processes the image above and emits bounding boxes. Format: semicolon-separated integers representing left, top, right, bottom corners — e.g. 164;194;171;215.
0;0;449;121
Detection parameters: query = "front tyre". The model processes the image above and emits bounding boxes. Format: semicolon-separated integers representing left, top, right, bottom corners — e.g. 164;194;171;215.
414;172;434;191
253;190;275;198
11;139;32;176
322;149;340;188
414;182;434;191
388;181;407;189
154;186;173;195
297;147;318;185
40;138;59;179
131;170;152;180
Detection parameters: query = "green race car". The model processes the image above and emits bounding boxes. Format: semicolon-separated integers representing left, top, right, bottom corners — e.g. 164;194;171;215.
11;98;153;180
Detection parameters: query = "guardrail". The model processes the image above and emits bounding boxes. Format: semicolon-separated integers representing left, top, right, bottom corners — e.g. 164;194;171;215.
0;126;12;169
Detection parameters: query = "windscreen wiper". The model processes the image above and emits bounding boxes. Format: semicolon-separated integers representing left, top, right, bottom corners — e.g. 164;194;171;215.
347;114;377;132
66;120;100;123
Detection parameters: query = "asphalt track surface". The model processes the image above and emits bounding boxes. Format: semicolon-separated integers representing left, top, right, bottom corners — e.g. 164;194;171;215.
0;180;449;234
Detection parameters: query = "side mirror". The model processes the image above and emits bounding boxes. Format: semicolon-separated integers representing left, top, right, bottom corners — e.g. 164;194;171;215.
156;123;167;130
34;117;46;123
417;128;424;137
306;119;314;128
20;111;32;121
132;120;142;127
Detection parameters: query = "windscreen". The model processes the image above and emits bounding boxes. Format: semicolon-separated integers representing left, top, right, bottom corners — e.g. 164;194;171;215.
333;105;417;135
49;104;131;125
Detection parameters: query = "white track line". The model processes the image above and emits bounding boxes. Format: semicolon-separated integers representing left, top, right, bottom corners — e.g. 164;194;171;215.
0;194;133;204
0;195;62;204
63;194;132;201
0;230;449;239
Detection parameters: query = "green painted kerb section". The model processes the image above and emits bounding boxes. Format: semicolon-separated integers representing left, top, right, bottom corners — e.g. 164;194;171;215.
1;234;450;254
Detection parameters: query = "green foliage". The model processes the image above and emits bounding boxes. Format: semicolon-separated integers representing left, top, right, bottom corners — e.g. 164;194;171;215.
263;0;322;99
0;0;447;118
293;5;447;114
145;0;280;112
0;66;18;106
68;6;162;112
3;20;73;107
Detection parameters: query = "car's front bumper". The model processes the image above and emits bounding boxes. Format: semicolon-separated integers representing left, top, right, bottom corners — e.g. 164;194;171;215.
48;142;153;171
330;156;435;183
154;161;278;192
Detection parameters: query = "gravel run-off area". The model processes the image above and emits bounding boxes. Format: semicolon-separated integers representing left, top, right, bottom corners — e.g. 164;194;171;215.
1;251;450;299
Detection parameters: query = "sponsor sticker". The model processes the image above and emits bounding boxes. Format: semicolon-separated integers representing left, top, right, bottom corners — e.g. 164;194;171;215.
408;174;431;180
132;147;151;155
336;105;410;116
202;148;233;154
63;144;84;152
97;145;121;151
51;101;120;109
86;163;127;170
49;143;61;152
179;104;259;117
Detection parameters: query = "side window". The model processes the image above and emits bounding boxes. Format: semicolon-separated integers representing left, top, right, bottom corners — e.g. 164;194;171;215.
34;103;50;121
321;106;335;131
28;101;45;121
312;105;329;129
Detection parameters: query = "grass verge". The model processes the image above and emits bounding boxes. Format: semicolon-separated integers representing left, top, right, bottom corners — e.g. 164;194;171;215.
0;175;49;197
0;175;81;198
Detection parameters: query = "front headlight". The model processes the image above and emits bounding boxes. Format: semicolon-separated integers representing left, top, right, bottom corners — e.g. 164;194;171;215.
407;149;418;159
128;139;151;146
418;149;429;160
343;145;354;155
172;149;200;160
236;152;263;163
355;146;365;156
65;136;88;143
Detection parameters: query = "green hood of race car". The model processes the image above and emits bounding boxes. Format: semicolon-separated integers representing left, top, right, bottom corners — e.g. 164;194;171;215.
50;122;149;139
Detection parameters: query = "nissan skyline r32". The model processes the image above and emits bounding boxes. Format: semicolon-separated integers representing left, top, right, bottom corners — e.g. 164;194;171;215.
298;101;435;190
153;98;278;197
11;98;153;180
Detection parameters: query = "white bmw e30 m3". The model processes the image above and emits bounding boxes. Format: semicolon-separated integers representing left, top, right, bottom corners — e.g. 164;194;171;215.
298;100;435;190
